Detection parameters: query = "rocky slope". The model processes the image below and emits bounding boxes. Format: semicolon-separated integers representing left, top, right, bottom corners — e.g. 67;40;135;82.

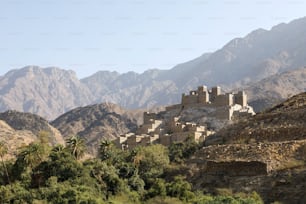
210;92;306;145
1;17;306;119
187;92;306;203
0;110;65;145
0;110;65;159
51;103;140;154
0;120;38;159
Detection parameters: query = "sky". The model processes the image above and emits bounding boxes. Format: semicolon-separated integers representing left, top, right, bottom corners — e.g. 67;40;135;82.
0;0;306;78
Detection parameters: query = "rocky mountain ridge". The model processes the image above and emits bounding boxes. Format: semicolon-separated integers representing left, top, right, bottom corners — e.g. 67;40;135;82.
1;17;306;119
245;67;306;111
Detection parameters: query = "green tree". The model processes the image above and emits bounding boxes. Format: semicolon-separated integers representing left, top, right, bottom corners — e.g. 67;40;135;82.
166;175;195;202
135;144;170;184
37;148;84;182
66;136;86;160
168;136;200;163
19;143;46;170
128;170;145;193
0;142;11;185
146;178;167;199
90;160;125;197
99;139;116;161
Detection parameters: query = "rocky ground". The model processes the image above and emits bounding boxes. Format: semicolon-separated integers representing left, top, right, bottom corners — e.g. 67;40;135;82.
186;92;306;203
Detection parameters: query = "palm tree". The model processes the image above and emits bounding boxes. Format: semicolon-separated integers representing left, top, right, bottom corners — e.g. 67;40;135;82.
18;143;45;170
0;142;10;184
99;139;114;161
66;136;86;160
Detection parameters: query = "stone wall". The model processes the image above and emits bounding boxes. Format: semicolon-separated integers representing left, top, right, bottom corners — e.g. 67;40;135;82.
205;160;268;176
214;94;233;106
182;93;198;105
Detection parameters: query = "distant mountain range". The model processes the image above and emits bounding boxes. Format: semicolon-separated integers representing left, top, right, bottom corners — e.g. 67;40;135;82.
1;17;306;119
246;67;306;112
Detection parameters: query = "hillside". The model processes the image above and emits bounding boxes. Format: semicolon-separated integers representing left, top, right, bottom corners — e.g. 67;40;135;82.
0;110;65;146
209;92;306;145
187;92;306;203
0;120;38;159
1;17;306;119
51;103;140;154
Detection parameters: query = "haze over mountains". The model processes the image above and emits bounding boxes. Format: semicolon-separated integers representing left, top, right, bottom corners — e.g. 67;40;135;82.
1;17;306;119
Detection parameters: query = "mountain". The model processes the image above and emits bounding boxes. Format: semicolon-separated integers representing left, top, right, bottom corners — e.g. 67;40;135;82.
246;67;306;112
82;17;306;107
0;66;94;119
1;17;306;118
51;103;140;154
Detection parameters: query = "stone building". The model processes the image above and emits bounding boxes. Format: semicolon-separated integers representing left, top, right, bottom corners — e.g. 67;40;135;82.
180;86;247;108
115;112;210;150
167;85;253;120
115;85;255;149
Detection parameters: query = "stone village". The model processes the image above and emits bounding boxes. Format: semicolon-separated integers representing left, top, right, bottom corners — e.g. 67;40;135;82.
115;85;255;150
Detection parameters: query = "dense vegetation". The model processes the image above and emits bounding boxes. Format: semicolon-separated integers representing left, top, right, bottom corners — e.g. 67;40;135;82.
0;133;263;204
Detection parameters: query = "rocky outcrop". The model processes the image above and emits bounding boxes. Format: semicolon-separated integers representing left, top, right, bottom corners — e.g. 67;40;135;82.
0;120;37;159
0;110;64;145
51;103;140;154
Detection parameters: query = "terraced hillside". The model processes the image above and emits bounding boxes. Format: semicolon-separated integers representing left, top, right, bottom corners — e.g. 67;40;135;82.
187;92;306;203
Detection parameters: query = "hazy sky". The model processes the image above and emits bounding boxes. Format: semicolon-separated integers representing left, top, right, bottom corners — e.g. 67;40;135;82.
0;0;305;78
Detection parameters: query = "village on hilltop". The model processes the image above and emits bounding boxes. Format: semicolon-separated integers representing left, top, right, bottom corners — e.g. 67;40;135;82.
115;85;255;150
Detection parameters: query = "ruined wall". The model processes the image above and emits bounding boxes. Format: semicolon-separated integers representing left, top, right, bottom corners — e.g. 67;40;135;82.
215;107;231;120
126;135;144;149
205;160;268;176
182;94;198;105
171;132;192;143
139;135;159;146
165;104;182;111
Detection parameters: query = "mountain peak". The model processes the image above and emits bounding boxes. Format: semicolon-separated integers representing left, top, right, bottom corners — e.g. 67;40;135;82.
2;17;306;118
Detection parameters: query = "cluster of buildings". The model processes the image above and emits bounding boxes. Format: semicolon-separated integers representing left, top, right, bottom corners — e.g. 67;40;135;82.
166;85;252;120
115;85;255;150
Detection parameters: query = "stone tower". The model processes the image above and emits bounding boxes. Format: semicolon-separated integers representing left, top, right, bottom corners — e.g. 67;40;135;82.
234;91;247;107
